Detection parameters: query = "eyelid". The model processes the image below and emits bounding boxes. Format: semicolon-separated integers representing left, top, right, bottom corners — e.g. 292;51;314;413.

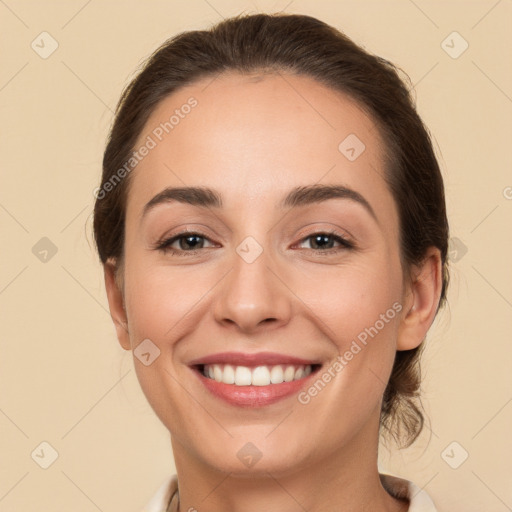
153;228;217;251
292;229;354;250
153;226;355;257
292;223;354;245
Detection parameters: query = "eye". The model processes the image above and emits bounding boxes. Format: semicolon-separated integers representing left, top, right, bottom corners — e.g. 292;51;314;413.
153;229;354;256
295;231;354;253
154;231;216;255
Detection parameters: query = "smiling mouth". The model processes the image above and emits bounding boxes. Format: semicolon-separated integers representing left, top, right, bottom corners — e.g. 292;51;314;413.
194;363;322;386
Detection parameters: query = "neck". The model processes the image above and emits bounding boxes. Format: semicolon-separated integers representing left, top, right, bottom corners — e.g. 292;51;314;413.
170;413;408;512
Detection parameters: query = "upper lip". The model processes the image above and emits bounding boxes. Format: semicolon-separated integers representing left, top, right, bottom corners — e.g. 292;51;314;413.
188;351;320;367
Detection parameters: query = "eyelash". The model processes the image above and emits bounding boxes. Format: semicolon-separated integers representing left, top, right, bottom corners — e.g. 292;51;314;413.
153;229;354;257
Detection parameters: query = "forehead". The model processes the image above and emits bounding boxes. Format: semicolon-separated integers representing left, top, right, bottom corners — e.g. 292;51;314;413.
126;71;396;225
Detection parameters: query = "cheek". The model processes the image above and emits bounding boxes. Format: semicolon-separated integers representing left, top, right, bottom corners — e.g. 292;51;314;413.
294;252;403;345
292;257;403;407
121;258;206;431
123;257;214;343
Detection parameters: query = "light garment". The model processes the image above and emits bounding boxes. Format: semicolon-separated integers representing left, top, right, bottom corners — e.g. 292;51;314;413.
141;473;437;512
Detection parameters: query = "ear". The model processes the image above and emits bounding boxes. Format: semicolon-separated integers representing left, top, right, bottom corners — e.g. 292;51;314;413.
104;259;131;351
397;247;443;351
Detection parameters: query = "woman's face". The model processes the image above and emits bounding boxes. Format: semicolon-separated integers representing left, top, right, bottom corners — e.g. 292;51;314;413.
111;72;415;475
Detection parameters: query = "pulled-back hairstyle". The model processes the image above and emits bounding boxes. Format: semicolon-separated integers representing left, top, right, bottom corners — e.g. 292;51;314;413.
93;12;449;448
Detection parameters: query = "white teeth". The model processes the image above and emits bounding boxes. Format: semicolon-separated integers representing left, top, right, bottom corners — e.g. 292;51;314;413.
270;365;284;384
252;366;270;386
223;364;235;384
284;365;295;382
234;366;252;385
213;365;223;383
202;363;314;386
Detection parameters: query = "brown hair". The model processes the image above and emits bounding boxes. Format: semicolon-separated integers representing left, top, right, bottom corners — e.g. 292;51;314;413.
93;12;449;448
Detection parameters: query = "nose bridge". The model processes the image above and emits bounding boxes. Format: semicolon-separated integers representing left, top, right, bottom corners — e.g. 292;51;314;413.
213;234;292;332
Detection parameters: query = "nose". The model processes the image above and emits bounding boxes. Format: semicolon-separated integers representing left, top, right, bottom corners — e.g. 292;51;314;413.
213;242;293;334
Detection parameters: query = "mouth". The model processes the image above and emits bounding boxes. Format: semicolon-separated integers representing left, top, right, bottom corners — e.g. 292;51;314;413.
188;352;323;407
196;363;320;386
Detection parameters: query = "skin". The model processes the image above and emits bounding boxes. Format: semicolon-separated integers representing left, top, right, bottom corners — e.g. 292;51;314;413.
104;71;442;512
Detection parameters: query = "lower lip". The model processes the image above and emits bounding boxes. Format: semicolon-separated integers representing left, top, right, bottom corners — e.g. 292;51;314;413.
193;367;318;407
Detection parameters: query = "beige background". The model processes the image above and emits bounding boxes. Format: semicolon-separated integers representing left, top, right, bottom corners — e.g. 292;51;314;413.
1;0;511;510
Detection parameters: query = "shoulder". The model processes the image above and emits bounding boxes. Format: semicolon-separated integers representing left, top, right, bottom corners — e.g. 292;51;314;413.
142;472;438;512
140;474;178;512
380;473;438;512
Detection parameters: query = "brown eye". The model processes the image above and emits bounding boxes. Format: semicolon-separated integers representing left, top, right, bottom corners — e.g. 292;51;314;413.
174;234;206;250
297;232;353;252
155;232;216;255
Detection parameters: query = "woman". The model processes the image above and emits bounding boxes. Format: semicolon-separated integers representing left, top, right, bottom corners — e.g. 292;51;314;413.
93;12;449;512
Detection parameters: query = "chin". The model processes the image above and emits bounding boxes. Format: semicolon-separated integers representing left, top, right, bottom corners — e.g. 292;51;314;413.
192;435;314;478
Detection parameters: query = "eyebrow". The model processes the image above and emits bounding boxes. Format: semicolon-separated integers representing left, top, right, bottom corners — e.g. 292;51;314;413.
141;184;378;223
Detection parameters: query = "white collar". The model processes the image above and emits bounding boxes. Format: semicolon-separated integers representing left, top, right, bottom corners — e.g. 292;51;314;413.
141;473;437;512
